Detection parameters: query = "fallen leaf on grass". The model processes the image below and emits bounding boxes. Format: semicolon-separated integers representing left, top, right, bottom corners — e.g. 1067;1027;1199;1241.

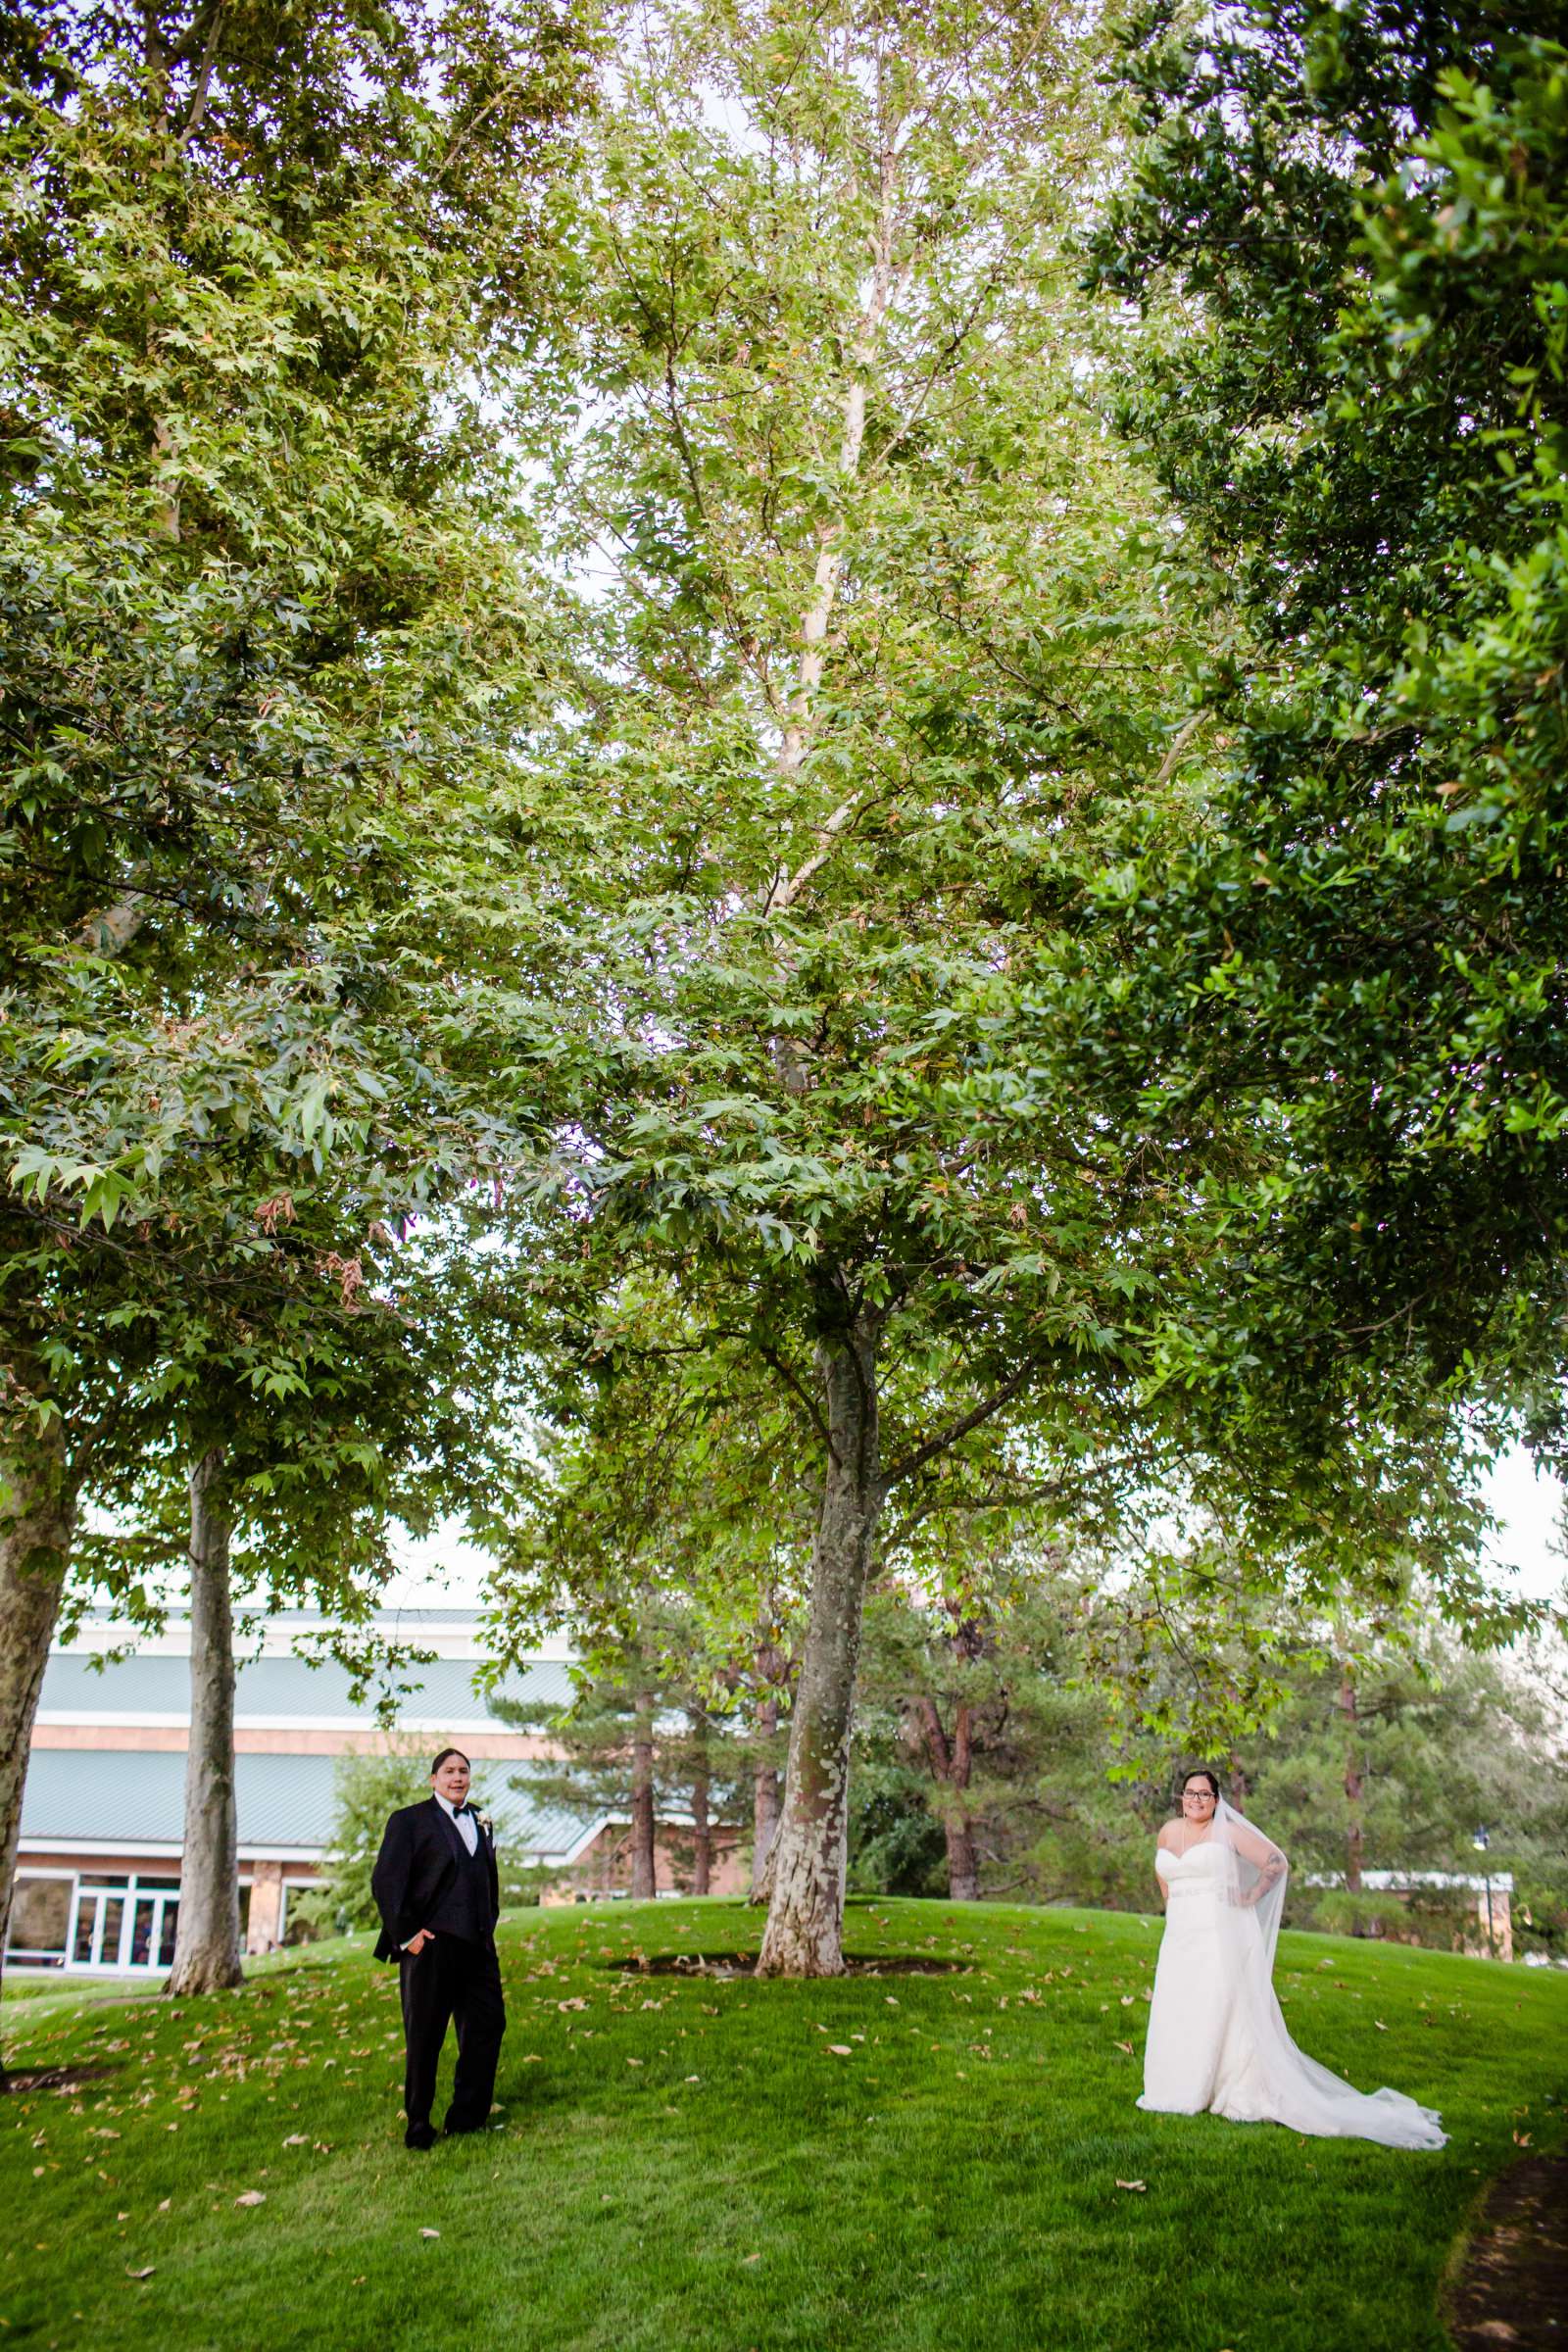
282;2133;309;2147
826;2045;853;2057
420;2229;441;2240
125;2266;156;2281
1114;2180;1147;2193
742;2253;761;2265
234;2190;266;2208
1114;2041;1134;2054
1374;2021;1388;2032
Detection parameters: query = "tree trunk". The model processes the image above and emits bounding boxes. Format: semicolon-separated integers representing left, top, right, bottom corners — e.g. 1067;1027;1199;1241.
944;1813;980;1905
757;1317;881;1977
0;1410;75;2075
749;1692;782;1903
947;1701;979;1901
689;1711;711;1895
1339;1660;1365;1918
914;1693;981;1902
167;1449;244;1993
629;1687;657;1900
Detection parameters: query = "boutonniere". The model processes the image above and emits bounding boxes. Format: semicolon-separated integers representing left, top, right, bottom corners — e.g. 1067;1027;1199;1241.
476;1811;495;1839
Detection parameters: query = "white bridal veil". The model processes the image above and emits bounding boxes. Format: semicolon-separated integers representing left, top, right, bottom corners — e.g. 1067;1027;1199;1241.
1207;1796;1446;2150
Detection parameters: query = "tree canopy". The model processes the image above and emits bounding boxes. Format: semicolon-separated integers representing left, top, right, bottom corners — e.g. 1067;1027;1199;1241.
2;0;1560;1993
1082;0;1568;1454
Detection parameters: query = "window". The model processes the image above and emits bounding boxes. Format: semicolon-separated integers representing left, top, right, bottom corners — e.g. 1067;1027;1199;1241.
5;1876;72;1962
278;1883;321;1946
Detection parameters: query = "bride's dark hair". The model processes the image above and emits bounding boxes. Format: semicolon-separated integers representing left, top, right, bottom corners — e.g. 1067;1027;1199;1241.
1180;1767;1220;1799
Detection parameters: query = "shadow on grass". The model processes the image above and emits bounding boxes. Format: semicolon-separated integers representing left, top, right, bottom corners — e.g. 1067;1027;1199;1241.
1445;2150;1568;2350
1;2060;119;2093
602;1950;968;1978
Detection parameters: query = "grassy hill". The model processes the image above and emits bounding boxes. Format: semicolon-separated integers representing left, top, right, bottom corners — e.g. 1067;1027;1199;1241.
2;1898;1563;2351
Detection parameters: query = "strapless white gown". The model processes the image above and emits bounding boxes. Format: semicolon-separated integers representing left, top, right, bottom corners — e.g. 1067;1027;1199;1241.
1139;1840;1446;2148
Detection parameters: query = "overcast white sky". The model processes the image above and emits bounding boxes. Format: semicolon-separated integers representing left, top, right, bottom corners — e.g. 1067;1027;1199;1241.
1480;1442;1566;1602
381;1442;1566;1613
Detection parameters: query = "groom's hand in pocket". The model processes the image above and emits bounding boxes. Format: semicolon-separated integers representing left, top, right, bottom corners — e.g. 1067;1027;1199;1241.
404;1930;435;1955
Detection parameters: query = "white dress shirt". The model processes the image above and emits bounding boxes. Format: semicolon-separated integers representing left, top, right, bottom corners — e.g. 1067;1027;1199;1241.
435;1789;479;1855
402;1791;480;1947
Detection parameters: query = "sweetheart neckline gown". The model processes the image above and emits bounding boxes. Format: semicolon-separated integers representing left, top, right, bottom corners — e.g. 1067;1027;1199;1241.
1138;1838;1446;2148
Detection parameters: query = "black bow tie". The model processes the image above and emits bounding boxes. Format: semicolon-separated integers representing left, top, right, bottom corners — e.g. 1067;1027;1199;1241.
452;1802;471;1816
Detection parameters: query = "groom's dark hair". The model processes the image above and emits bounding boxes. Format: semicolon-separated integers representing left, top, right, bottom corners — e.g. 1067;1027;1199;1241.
430;1746;470;1776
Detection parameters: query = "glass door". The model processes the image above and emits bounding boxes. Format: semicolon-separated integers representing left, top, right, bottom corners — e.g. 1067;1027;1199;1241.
69;1879;177;1971
70;1886;127;1969
126;1890;179;1968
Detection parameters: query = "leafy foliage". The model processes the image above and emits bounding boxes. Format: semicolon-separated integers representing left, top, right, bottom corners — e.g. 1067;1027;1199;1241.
1083;1;1568;1457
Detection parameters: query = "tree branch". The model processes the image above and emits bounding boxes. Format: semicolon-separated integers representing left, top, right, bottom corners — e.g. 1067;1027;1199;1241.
1154;708;1209;787
761;792;863;916
880;1358;1042;1492
757;1341;838;1466
177;1;228;149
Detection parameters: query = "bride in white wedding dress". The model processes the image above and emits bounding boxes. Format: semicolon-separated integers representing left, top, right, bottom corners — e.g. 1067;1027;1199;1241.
1139;1769;1446;2149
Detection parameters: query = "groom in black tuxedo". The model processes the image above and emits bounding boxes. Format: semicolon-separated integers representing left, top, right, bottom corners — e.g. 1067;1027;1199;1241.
371;1747;506;2150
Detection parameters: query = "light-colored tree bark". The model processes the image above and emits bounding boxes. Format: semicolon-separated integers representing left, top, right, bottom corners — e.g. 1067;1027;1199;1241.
761;146;896;845
758;1316;882;1976
167;1447;244;1993
0;1408;76;2069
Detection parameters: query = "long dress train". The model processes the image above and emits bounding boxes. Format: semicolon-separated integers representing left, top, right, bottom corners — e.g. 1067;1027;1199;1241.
1139;1809;1445;2150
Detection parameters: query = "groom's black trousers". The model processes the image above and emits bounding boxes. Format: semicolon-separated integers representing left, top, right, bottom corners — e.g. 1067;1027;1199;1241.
399;1932;506;2133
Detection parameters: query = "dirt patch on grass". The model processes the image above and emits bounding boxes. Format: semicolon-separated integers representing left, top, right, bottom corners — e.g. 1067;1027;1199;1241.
1;2062;119;2095
1445;2150;1568;2350
604;1951;967;1980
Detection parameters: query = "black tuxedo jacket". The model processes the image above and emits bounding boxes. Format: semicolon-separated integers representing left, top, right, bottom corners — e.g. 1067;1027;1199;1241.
370;1796;500;1964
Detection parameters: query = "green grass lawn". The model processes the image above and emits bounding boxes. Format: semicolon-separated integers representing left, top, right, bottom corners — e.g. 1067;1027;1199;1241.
2;1898;1563;2352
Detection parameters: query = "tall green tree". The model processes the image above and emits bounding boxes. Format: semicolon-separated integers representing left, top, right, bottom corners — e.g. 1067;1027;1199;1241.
90;1217;510;1991
514;0;1520;1976
0;0;588;2054
1082;2;1568;1447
